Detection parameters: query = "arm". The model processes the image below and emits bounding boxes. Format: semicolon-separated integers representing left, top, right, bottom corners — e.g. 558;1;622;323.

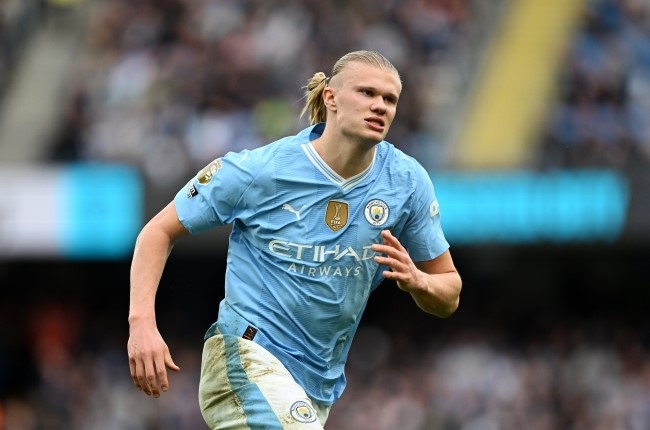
372;229;462;318
127;201;189;397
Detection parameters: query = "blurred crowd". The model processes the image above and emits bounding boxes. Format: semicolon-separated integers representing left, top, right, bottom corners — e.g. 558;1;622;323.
3;302;650;430
0;299;208;429
0;0;40;103
6;0;650;175
538;0;650;170
42;0;493;189
4;0;650;429
331;321;650;430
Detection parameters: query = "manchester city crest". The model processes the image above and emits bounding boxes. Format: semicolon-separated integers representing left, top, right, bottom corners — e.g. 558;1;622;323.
289;400;317;423
364;199;389;226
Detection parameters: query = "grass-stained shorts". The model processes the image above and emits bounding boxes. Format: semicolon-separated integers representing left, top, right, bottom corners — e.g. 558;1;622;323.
199;330;330;429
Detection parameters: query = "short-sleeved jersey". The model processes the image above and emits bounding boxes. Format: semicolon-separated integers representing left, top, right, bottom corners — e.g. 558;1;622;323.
174;123;449;406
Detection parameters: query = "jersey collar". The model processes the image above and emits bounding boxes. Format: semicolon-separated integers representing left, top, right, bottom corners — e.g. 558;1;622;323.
301;124;376;191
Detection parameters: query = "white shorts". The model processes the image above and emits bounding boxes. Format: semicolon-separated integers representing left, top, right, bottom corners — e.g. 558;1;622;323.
198;332;330;429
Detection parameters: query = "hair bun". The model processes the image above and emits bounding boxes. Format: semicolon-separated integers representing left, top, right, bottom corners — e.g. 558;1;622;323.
308;72;328;90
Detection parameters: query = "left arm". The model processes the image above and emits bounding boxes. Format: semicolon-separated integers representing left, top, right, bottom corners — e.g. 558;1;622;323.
372;230;462;318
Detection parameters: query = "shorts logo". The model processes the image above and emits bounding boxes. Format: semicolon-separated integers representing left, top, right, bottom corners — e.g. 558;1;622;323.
197;159;223;185
289;400;317;423
325;200;348;232
364;199;389;226
242;325;257;341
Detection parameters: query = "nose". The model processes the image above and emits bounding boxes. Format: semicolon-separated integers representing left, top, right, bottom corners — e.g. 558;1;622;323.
370;98;387;114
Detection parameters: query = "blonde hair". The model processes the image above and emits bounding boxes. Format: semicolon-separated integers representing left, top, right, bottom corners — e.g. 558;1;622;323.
300;50;401;125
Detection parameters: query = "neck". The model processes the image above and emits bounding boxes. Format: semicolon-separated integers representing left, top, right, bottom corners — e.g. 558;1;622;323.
311;133;377;179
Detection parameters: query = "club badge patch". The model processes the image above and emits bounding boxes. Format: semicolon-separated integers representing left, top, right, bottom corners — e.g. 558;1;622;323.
289;400;317;423
325;200;349;232
197;159;223;185
429;199;439;217
364;199;389;226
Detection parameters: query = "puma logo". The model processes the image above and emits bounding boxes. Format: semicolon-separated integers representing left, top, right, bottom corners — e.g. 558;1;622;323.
282;203;307;220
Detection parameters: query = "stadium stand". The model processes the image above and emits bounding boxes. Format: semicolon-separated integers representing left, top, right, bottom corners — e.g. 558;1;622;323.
0;0;86;162
2;1;650;429
537;0;650;170
41;0;499;188
0;0;40;105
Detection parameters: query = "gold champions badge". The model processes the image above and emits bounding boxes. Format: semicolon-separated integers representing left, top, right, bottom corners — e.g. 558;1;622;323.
325;200;349;232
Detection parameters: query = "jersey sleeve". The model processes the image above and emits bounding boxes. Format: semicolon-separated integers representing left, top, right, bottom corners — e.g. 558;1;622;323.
400;163;450;262
173;150;256;234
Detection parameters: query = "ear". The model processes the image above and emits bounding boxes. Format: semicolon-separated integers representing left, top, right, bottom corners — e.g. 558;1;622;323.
323;87;337;112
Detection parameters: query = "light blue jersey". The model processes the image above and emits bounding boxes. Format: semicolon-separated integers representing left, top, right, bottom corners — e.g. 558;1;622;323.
174;123;449;406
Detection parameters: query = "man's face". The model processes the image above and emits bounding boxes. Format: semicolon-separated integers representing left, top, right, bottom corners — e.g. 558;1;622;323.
326;62;402;145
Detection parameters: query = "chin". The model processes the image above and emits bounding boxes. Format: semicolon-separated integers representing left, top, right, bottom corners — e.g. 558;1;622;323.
366;130;386;143
343;125;385;145
359;137;383;149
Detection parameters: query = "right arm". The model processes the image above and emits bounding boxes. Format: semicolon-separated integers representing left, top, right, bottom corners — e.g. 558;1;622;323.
127;201;189;397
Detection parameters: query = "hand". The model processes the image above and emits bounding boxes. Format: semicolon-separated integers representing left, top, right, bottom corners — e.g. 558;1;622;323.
371;230;425;293
127;323;180;398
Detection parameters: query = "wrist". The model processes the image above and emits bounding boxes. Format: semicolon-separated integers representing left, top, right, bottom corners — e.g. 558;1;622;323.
414;270;430;294
128;311;156;327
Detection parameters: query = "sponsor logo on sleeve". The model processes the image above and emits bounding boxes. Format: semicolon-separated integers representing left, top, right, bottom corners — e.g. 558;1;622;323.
187;183;199;199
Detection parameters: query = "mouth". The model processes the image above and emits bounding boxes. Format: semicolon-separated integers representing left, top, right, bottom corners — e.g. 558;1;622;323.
365;117;385;131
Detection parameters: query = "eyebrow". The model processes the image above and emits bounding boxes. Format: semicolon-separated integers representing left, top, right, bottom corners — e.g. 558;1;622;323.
356;85;400;101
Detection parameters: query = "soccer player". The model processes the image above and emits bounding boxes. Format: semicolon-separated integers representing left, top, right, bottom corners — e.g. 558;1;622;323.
128;50;462;429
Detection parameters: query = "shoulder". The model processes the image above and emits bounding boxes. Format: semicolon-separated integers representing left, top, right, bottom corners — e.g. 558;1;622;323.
250;125;313;157
378;141;430;182
222;127;309;170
